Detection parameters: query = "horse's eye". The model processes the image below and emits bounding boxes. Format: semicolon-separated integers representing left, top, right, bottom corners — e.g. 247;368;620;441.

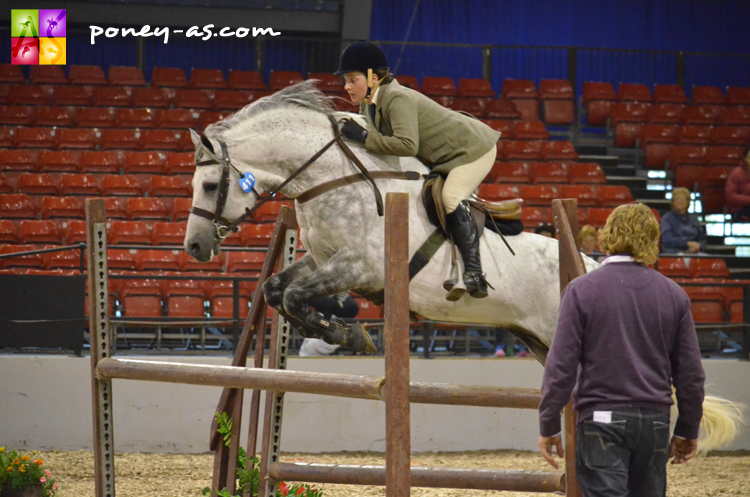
203;182;218;193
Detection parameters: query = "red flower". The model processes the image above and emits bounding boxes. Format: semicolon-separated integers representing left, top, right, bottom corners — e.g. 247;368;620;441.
296;487;305;495
278;482;289;497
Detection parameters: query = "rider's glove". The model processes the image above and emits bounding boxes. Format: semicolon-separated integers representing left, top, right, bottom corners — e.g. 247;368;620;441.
341;120;368;143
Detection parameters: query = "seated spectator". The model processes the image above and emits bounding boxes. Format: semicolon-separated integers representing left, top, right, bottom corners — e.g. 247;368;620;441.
726;145;750;222
535;224;555;238
299;294;359;357
660;187;706;254
579;224;604;261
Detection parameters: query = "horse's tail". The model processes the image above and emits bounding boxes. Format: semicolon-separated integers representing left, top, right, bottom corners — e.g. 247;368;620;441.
672;391;745;453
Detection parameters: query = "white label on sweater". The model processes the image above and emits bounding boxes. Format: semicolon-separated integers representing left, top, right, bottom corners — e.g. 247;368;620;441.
593;411;612;424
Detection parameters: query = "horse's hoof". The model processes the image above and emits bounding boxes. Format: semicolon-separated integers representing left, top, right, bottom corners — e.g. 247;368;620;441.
344;323;377;354
442;279;457;292
445;286;465;301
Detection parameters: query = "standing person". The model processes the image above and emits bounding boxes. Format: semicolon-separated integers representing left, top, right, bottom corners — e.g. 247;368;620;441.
537;203;705;497
725;145;750;221
335;41;501;298
660;187;706;254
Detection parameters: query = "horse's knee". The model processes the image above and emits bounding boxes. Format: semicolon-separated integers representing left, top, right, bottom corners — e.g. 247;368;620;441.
262;274;286;309
282;285;309;318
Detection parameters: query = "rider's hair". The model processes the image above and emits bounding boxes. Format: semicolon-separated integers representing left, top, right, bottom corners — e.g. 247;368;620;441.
598;203;660;265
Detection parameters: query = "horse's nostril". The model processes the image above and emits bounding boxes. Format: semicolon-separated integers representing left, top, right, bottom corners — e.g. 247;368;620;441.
189;243;201;258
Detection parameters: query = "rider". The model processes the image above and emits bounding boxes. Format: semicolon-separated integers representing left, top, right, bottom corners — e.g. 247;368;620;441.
335;41;501;298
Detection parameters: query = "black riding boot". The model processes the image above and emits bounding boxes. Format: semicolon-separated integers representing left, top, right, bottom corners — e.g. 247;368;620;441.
446;201;489;298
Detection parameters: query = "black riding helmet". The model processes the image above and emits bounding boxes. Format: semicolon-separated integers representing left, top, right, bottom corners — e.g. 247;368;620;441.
334;41;389;76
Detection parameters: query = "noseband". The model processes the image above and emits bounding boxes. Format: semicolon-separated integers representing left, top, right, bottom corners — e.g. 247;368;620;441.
190;120;385;243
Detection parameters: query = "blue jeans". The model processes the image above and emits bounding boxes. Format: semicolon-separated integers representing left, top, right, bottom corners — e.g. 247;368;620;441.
576;408;671;497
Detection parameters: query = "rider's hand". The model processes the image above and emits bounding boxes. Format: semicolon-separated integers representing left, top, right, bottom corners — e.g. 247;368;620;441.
341;120;368;143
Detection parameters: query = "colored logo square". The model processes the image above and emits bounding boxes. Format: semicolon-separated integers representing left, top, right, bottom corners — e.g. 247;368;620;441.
11;9;39;37
39;9;66;37
11;37;39;65
40;38;66;65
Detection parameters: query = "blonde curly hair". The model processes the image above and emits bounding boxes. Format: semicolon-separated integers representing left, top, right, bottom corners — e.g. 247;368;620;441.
598;203;660;265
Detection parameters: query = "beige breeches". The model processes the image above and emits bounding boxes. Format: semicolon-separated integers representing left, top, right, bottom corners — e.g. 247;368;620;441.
442;145;497;214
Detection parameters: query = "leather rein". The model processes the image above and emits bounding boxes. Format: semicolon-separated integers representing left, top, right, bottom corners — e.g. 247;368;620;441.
190;119;421;243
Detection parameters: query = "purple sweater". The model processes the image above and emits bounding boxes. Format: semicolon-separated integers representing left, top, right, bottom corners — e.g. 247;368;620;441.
539;257;705;439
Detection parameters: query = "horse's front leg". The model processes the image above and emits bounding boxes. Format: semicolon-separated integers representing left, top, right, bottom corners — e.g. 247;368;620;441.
281;250;377;354
262;254;316;333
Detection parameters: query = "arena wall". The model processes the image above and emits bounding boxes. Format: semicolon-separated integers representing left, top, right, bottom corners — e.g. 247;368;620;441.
1;356;747;453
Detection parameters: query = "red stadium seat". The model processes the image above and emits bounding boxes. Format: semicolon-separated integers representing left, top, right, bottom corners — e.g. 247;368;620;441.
115;108;156;129
109;221;150;245
682;286;725;323
151;67;189;88
422;76;458;96
673;165;706;191
513;121;549;140
720;106;750;126
51;86;92;106
119;279;163;317
0;127;13;148
502;140;544;163
135;250;180;271
0;150;36;172
239;223;275;247
692;86;726;105
213;90;254;110
487;162;529;184
8;85;51;106
40;196;85;219
691;258;730;279
101;197;127;219
0;220;18;243
482;119;513;138
653;84;688;104
165;280;206;318
69;65;107;85
0;245;45;269
80;151;120;174
59;174;101;196
190;68;228;89
520;206;547;228
34;106;75;127
485;100;521;120
131;87;169;108
611;103;650;148
502;79;539;121
668;145;707;171
253;200;292;223
141;130;183;151
44;247;83;270
208;280;251;318
37;150;79;172
449;98;486;118
76;107;115;128
597;185;633;207
354;298;384;320
520;184;557;206
179;251;225;272
155;109;196;130
618;83;652;102
17;173;59;196
100;129;140;150
0;64;24;83
126;197;169;220
587;208;615;228
656;257;691;278
148;175;191;197
640;124;679;169
171;198;193;222
457;78;494;98
530;163;567;184
710;126;750;146
0;173;13;194
477;184;520;202
108;66;146;86
228;70;267;91
539;79;575;125
269;71;304;91
682;105;722;126
0;194;36;219
173;89;213;110
226;251;265;272
0;106;34;126
123;151;165;175
14;127;54;148
64;221;86;244
18;220;60;244
646;104;685;124
700;167;731;213
151;222;187;245
541;141;578;162
706;146;743;166
726;87;750;106
308;73;345;94
92;86;132;107
582;82;617;125
165;152;195;176
678;125;712;145
55;128;97;150
101;175;144;196
559;184;598;207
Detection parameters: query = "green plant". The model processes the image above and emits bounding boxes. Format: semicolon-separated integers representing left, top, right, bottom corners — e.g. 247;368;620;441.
0;447;59;496
202;412;323;497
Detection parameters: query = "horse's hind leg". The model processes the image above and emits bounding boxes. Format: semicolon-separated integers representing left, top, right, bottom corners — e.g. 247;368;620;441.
281;251;377;354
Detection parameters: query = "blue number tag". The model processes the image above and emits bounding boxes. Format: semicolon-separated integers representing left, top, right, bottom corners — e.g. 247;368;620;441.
239;173;256;194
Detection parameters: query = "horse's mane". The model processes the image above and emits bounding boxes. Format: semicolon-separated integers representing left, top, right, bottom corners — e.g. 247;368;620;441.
205;80;339;144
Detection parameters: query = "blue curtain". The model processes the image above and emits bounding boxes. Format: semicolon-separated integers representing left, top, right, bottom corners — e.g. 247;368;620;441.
371;0;750;55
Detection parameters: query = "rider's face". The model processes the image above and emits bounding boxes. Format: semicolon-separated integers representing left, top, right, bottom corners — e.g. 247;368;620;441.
343;71;375;105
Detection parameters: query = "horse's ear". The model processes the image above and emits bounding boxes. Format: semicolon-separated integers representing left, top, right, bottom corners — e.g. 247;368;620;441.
189;129;202;149
191;129;215;154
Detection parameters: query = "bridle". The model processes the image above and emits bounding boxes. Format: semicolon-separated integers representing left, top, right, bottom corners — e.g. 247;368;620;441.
190;118;387;243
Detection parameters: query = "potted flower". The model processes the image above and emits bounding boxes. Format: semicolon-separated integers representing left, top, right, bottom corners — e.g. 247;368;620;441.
0;448;58;497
